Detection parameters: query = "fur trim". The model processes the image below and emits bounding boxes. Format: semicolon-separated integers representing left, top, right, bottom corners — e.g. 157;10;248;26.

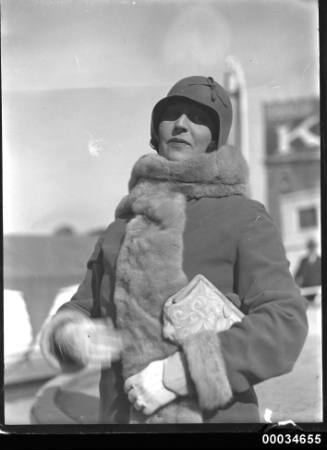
177;182;246;199
128;145;248;191
114;183;188;379
113;145;244;422
181;330;233;411
40;310;88;371
116;146;248;219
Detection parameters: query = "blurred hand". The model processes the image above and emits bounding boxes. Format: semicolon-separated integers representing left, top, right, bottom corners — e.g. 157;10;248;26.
124;359;176;415
55;317;123;368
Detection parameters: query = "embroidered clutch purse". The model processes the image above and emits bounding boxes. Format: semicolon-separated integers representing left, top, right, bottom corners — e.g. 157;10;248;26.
163;274;244;343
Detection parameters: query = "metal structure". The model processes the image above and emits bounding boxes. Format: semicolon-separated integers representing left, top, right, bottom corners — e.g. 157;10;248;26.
223;55;250;164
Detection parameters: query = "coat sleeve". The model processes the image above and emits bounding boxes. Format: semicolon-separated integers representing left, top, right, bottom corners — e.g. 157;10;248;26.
181;206;308;411
58;234;105;317
40;235;105;371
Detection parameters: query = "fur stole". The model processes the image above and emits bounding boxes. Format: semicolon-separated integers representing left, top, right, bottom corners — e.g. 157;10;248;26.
113;146;248;423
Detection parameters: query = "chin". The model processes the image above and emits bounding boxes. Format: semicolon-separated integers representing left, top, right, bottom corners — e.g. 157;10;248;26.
165;149;194;162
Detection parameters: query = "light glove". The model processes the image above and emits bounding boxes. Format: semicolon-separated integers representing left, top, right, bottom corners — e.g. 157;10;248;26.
124;359;177;415
162;351;194;396
54;316;123;368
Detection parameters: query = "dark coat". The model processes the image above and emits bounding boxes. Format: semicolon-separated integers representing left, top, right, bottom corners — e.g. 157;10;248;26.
295;256;321;288
59;194;308;423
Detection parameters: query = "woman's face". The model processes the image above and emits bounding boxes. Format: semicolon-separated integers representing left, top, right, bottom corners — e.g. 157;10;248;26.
157;99;217;161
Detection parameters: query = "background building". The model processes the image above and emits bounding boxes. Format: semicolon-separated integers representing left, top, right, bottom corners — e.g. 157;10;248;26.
264;98;320;272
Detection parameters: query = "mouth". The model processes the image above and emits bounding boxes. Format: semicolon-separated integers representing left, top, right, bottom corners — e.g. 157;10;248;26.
168;138;190;145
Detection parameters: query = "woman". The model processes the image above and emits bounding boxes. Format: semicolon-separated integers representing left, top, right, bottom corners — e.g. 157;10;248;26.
41;76;308;423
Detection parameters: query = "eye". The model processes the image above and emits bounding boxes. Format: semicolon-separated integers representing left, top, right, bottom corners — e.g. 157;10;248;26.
189;112;205;124
190;109;216;132
160;105;182;122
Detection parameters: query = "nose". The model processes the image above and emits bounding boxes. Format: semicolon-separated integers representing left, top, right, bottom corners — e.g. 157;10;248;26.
173;113;189;133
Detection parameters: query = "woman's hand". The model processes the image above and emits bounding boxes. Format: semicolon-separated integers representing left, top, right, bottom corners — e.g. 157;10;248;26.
55;317;123;368
124;360;177;415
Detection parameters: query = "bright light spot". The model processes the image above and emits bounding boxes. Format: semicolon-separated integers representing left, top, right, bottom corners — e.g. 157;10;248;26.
4;290;33;362
88;134;103;157
278;419;297;427
264;408;273;423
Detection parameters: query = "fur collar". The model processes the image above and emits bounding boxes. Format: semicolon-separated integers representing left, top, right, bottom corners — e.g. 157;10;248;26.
113;145;248;423
116;145;248;219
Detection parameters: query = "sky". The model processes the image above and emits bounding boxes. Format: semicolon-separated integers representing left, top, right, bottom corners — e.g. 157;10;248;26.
2;0;319;234
2;0;319;91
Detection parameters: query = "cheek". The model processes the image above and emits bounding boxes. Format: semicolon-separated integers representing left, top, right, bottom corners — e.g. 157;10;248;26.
157;123;172;157
194;127;213;149
158;122;172;142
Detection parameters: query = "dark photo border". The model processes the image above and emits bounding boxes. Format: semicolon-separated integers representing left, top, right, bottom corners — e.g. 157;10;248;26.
1;0;326;448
